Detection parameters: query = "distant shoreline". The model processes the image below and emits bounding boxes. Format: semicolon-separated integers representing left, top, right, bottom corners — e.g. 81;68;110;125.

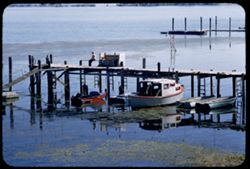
8;3;225;8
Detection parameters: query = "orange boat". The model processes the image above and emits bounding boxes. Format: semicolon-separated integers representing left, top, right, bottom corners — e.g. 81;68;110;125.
71;91;106;107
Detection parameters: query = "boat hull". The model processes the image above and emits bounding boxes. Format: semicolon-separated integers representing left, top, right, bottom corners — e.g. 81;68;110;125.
128;87;184;108
195;96;236;112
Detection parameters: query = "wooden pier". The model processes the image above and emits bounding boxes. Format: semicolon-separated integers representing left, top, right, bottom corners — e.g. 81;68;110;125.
2;55;246;114
161;17;245;36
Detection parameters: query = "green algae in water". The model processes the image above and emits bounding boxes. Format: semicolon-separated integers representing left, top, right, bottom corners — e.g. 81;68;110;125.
12;139;244;167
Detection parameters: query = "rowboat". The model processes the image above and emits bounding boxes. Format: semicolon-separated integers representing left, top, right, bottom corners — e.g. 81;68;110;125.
71;91;106;107
127;78;184;108
195;96;236;111
176;96;215;109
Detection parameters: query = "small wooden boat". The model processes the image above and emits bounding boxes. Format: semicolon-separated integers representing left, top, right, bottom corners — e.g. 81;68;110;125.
127;78;184;108
195;96;236;112
108;94;126;105
71;91;106;107
176;96;215;109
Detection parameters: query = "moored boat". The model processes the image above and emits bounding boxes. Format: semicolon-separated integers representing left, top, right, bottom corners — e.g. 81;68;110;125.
71;91;106;107
127;78;184;108
195;96;236;112
176;96;215;109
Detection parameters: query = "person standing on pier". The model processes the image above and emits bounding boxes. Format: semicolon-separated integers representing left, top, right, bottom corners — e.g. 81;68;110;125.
88;51;96;66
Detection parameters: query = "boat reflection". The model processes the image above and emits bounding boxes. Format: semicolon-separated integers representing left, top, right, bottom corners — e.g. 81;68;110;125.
139;114;181;131
5;101;245;133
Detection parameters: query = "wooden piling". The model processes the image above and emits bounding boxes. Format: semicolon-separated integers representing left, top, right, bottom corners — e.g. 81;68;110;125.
36;60;42;111
232;76;236;97
120;70;125;95
184;17;187;31
8;57;12;92
79;60;83;94
157;62;161;72
229;17;231;37
200;17;203;31
191;75;194;97
241;74;245;124
106;67;110;100
197;73;201;97
209;17;212;37
172;18;175;31
216;73;221;97
136;77;140;93
47;58;54;111
215;16;217;35
99;71;102;93
210;76;214;96
142;58;146;69
29;55;35;96
49;54;53;63
64;61;70;108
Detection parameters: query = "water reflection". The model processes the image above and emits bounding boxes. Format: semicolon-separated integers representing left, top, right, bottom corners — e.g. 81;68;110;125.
4;101;245;133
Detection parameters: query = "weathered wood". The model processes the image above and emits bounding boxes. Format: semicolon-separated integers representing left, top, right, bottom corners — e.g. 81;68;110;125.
229;17;231;37
79;60;83;94
215;16;217;35
191;74;194;97
200;17;202;31
209;17;212;37
8;57;12;91
172;18;174;31
99;71;102;93
36;60;42;111
197;73;201;97
184;17;187;31
106;67;110;100
232;76;236;97
29;55;35;96
210;76;214;96
216;74;221;97
64;61;70;108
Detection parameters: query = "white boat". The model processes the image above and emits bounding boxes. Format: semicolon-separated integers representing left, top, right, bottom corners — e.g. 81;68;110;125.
127;78;184;108
176;96;215;109
195;96;237;111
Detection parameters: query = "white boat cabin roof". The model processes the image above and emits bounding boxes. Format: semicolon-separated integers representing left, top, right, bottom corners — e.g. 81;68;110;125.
141;78;176;84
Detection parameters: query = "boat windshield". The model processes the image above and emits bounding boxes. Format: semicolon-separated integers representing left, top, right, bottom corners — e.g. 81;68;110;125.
139;82;162;96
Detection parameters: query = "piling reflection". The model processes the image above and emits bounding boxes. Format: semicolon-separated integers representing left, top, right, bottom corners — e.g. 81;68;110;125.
4;99;246;133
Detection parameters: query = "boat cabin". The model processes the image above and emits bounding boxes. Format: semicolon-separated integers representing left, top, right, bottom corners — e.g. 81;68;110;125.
138;78;182;97
98;52;125;67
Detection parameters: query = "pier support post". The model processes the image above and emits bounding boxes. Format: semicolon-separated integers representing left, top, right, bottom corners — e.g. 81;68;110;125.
229;17;231;38
106;67;110;101
200;17;203;31
197;73;201;97
157;62;161;77
47;66;54;111
79;60;83;94
215;16;217;35
120;70;125;95
142;58;146;69
64;61;70;108
8;57;12;91
36;60;42;111
191;75;194;97
29;55;35;96
99;71;102;93
209;17;212;37
175;71;179;83
241;74;245;124
216;73;221;98
172;18;175;31
232;76;236;97
210;76;214;96
184;17;187;31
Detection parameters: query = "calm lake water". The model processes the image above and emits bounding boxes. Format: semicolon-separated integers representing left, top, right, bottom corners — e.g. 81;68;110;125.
2;4;246;167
